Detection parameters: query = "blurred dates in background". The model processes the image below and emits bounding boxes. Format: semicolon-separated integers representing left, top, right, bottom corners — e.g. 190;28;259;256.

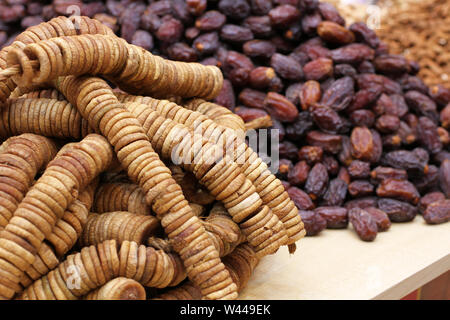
0;0;449;242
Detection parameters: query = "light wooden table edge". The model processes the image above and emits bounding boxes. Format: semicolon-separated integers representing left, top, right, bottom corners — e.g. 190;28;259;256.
240;219;450;300
373;252;450;300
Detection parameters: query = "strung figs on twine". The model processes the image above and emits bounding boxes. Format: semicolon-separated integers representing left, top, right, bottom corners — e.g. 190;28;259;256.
0;16;305;300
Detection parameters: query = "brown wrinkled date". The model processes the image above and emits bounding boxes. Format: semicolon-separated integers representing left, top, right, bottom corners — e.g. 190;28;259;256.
317;21;355;45
300;80;322;110
322;178;348;207
348;208;378;241
423;200;450;225
298;146;323;165
348;160;371;179
298;210;327;236
365;207;391;232
315;206;348;229
418;192;446;214
348;180;374;198
376;179;420;205
264;92;299;122
377;198;417;223
288;186;315;211
350;127;374;162
288;161;310;186
305;163;329;200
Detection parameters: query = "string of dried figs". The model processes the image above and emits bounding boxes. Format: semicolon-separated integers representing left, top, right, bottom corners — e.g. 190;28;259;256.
2;93;299;255
83;277;146;300
20;183;97;288
55;0;448;242
4;90;302;250
0;92;298;296
0;134;113;299
0;15;115;106
18;240;186;300
0;15;306;299
0;91;302;254
1;33;223;101
52;74;242;300
155;243;259;300
0;134;58;227
117;94;306;249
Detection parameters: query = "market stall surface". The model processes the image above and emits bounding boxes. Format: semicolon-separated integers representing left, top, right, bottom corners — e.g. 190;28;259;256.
240;217;450;300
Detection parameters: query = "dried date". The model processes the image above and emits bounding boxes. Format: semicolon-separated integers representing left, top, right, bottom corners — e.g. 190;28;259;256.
429;84;450;107
317;21;355;44
279;141;299;161
234;106;268;122
305;163;329;200
288;187;315;210
334;64;358;78
219;0;250;20
318;2;345;25
348;180;374;198
193;32;219;55
381;149;429;176
264;92;299;122
249;67;279;90
411;164;439;193
345;197;378;210
270;53;304;81
331;44;375;65
376;179;420;204
337;167;351;184
306;131;342;154
375;115;400;133
404;91;439;124
365;207;391;231
418;192;446;214
370;166;408;184
243;40;276;60
347;86;383;113
239;88;266;109
440;104;450;129
288;160;310;186
315;206;348;229
350;127;374;162
243;15;272;37
303;58;334;81
348;160;371;179
320;76;355;111
350;110;375;128
298;146;323;165
269;4;300;28
214;79;235;110
300;80;322;111
377;198;417;222
298;210;327;236
195;10;226;31
285;112;314;141
277;158;293;180
322;178;348;206
417;116;443;154
349;22;379;48
323;155;339;176
310;104;348;134
423;200;450;225
349;208;378;241
374;54;409;75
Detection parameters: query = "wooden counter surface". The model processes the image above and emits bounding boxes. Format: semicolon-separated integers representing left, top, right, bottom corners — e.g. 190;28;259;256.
240;217;450;300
